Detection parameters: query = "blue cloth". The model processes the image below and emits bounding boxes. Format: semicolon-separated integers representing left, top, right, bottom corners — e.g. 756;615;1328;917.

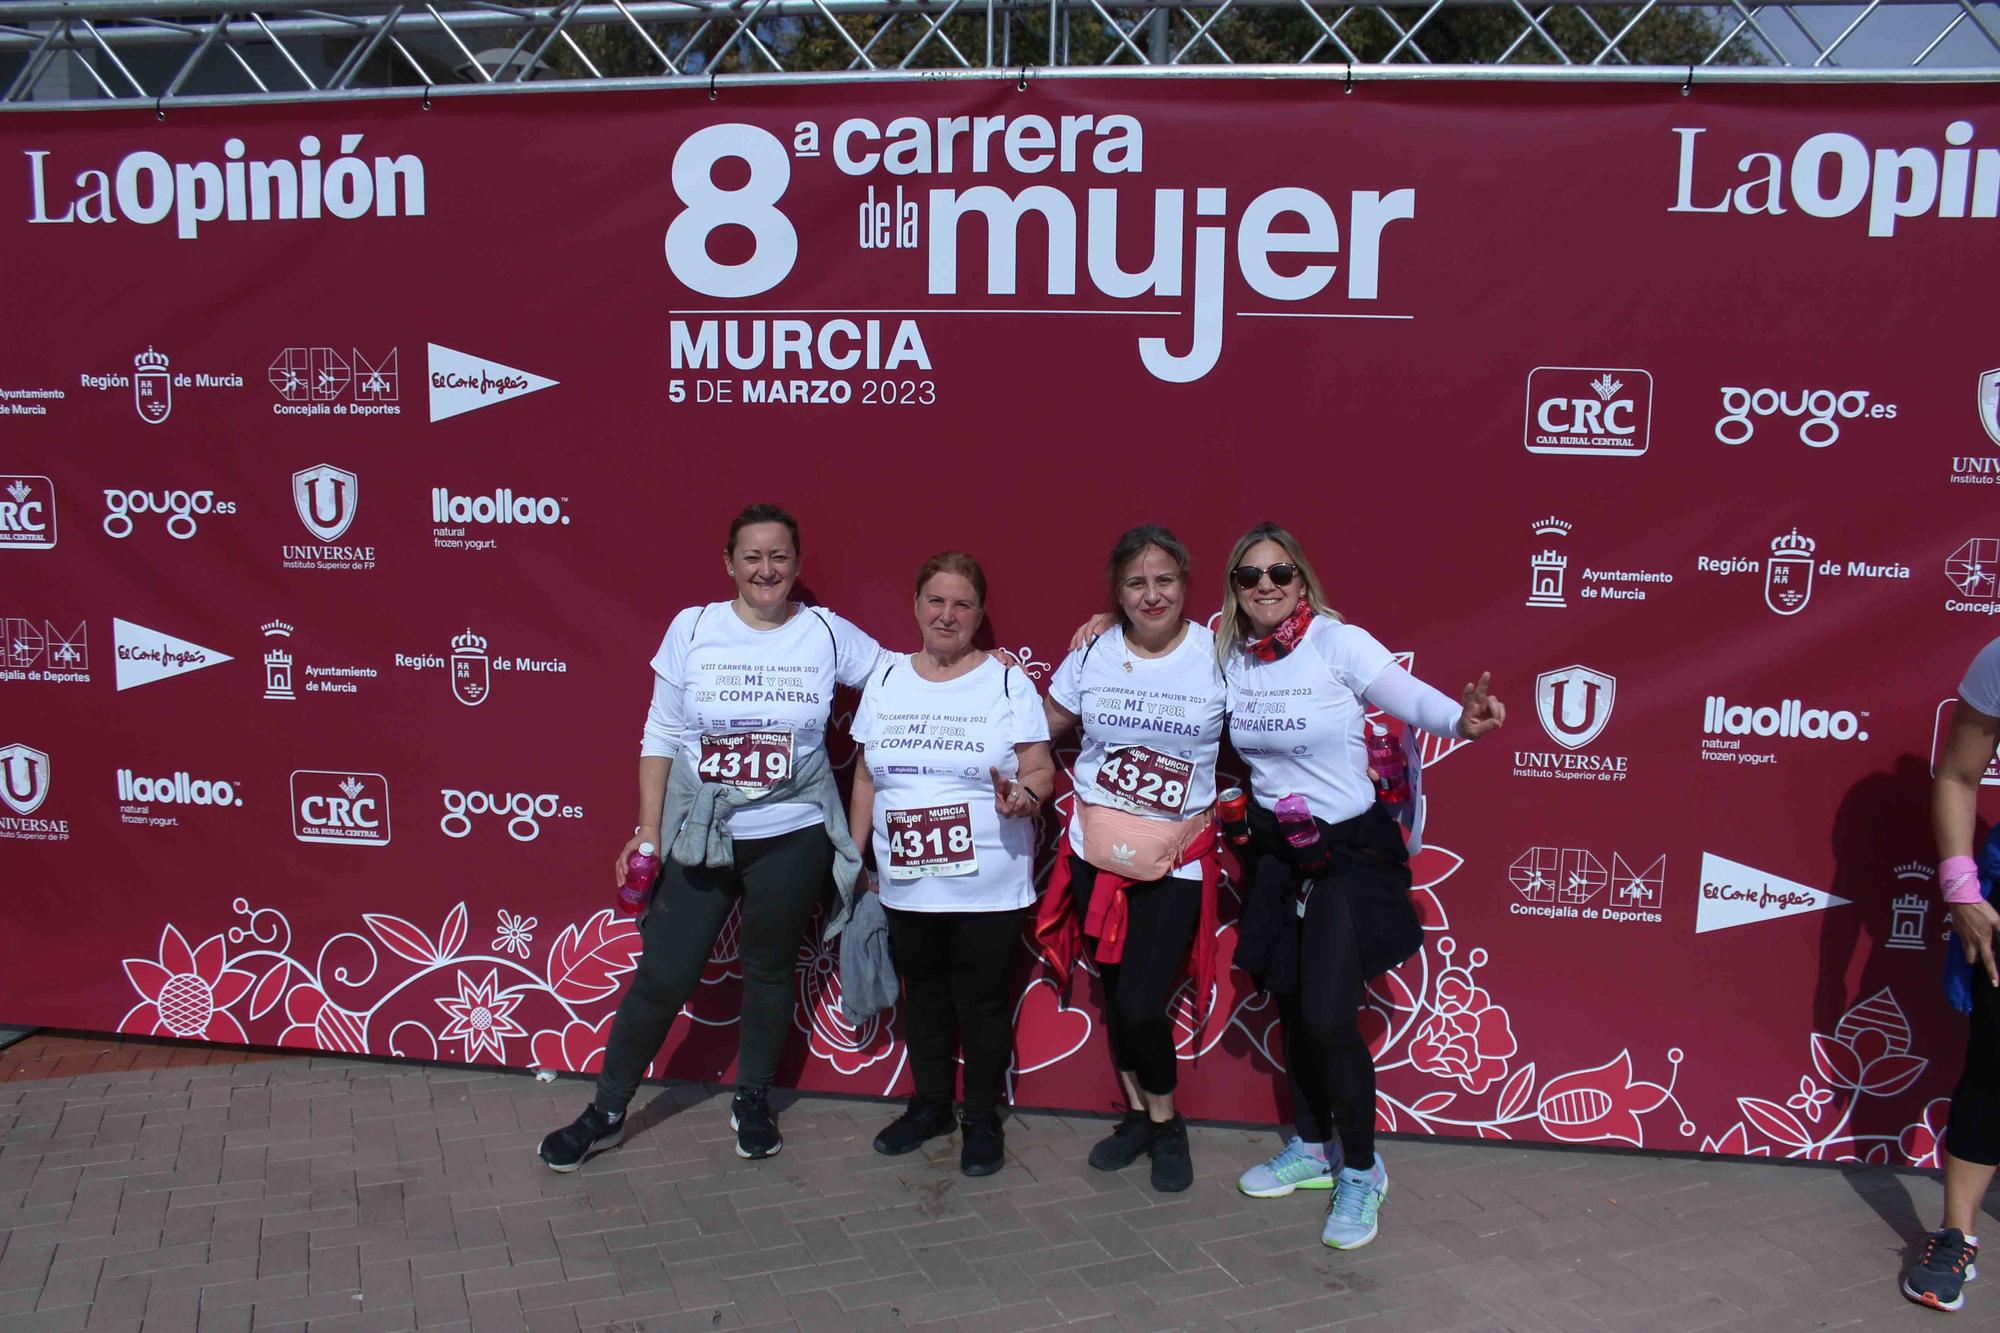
1944;827;2000;1014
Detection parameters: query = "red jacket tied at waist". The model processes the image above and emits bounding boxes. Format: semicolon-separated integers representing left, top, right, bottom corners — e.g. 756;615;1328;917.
1033;806;1221;1035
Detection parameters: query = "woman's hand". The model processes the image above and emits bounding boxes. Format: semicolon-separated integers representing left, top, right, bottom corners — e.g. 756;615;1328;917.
859;866;879;894
1067;612;1117;654
1955;898;2000;989
1457;672;1506;740
614;829;658;888
991;767;1040;818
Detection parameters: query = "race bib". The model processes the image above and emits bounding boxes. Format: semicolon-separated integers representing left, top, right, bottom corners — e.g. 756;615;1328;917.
885;803;977;878
697;730;794;795
1093;744;1194;817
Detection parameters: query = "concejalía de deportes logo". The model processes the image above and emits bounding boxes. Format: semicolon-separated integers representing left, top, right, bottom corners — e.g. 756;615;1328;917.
661;118;1419;385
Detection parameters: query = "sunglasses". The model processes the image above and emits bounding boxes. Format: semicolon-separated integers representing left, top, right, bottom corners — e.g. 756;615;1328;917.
1232;563;1300;590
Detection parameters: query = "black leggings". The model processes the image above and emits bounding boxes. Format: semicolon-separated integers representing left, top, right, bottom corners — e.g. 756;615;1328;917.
1069;856;1201;1097
594;824;833;1114
883;906;1026;1114
1278;875;1375;1164
1947;964;2000;1165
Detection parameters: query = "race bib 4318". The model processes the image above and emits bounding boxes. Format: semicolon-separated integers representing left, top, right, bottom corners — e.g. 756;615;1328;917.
886;803;977;877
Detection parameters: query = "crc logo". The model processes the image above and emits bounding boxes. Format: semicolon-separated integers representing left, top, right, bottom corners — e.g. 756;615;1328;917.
439;789;583;842
1524;367;1652;458
0;476;56;550
1535;664;1616;750
291;464;358;541
1714;386;1891;448
102;488;235;540
291;770;390;845
0;742;51;815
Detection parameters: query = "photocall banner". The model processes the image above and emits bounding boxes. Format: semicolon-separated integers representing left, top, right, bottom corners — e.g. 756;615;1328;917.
2;78;1996;1163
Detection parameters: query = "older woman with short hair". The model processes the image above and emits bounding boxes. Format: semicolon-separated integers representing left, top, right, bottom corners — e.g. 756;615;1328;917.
848;552;1054;1176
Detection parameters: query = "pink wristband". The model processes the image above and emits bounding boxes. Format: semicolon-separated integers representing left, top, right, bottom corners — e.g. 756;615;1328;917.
1942;854;1984;904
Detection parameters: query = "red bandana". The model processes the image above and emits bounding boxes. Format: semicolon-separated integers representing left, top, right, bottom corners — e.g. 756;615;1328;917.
1243;599;1316;662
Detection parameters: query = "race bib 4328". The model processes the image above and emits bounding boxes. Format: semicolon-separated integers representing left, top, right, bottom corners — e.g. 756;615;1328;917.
1094;744;1193;817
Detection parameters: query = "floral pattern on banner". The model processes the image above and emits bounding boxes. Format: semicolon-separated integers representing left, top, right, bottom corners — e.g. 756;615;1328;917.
1700;989;1943;1165
98;654;1945;1163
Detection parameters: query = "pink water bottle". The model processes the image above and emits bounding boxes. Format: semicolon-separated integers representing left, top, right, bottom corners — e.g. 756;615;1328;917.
1274;794;1327;871
617;842;659;915
1368;723;1410;805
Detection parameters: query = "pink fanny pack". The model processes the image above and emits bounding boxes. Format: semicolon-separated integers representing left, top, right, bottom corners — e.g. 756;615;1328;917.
1079;801;1212;880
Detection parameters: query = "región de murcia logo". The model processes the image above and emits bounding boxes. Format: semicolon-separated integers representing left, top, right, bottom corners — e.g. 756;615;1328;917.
394;627;569;706
1694;527;1908;614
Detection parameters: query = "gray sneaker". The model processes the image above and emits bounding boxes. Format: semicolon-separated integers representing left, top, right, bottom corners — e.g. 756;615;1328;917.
1321;1154;1388;1250
1237;1136;1336;1198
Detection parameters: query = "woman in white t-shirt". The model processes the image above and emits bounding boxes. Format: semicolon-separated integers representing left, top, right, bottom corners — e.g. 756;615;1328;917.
539;504;884;1173
1221;521;1504;1253
1035;525;1227;1194
847;552;1054;1177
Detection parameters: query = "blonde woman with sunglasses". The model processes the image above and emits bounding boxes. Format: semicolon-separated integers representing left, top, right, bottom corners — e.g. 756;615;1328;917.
1219;521;1504;1251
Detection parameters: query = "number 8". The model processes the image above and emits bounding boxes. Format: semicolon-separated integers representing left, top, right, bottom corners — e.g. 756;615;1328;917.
665;124;798;298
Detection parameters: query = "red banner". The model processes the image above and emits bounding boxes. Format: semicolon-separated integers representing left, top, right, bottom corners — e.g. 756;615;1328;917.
3;79;1995;1164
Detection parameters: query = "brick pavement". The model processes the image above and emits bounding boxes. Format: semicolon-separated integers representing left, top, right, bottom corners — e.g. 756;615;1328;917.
1;1036;1995;1331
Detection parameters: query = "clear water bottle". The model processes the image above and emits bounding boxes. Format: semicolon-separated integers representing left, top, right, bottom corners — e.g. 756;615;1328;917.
617;842;659;915
1368;723;1410;805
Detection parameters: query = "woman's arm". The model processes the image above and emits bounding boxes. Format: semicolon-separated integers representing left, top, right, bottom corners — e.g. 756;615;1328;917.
1043;696;1080;744
1360;664;1505;741
1938;698;2000;985
847;750;877;887
1938;699;2000;860
622;660;687;884
995;741;1057;818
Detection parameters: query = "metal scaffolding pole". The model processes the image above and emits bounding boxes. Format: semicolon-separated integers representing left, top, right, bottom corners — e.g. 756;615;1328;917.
1;0;1995;107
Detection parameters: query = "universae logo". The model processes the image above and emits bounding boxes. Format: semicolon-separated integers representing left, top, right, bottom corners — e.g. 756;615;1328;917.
1534;664;1616;750
0;742;51;816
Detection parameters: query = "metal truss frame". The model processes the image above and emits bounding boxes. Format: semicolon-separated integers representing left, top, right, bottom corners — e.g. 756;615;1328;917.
2;0;1996;109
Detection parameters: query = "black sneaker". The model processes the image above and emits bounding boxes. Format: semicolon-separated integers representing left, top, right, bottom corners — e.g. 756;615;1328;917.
960;1108;1005;1177
1146;1116;1193;1193
730;1088;782;1160
1905;1227;1979;1312
1087;1111;1151;1172
537;1103;624;1173
873;1097;955;1156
